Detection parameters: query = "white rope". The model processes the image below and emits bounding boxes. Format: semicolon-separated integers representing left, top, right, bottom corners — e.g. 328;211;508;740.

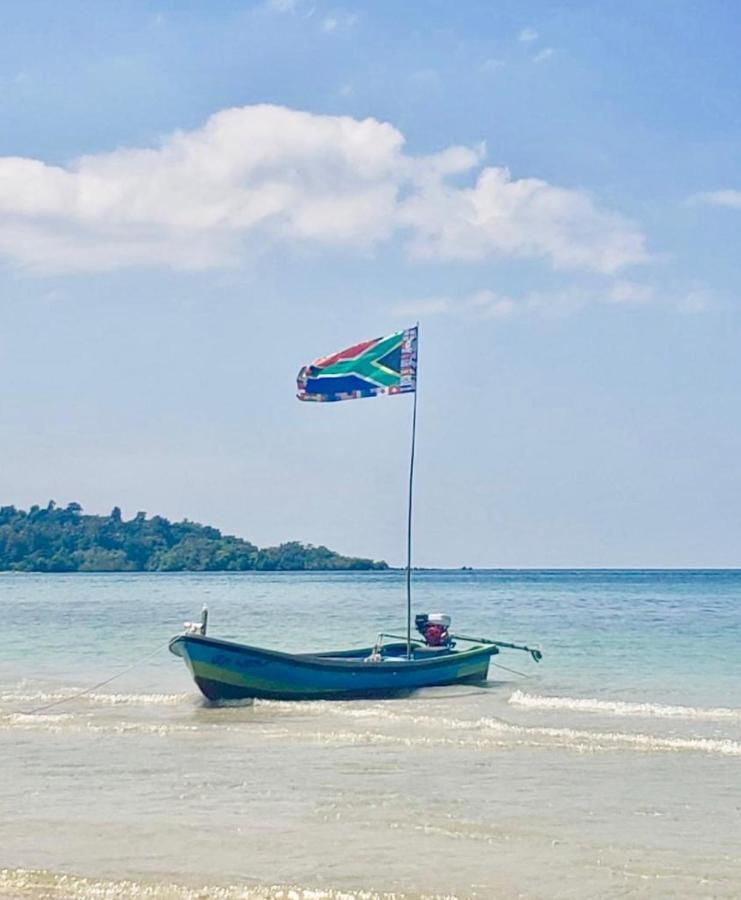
19;639;172;715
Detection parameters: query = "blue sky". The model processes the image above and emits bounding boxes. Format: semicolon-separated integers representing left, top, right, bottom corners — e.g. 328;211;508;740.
1;0;739;566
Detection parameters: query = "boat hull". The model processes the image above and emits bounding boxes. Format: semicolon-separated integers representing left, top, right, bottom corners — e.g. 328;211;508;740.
169;634;497;701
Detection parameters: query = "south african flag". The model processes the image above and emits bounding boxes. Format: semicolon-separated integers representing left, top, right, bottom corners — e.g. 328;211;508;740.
297;326;418;402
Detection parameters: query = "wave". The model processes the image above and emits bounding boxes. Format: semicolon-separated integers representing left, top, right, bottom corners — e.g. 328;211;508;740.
311;722;741;756
4;690;740;756
3;709;740;755
281;704;741;757
0;867;455;900
0;688;190;707
0;713;201;736
255;703;741;756
476;717;741;756
509;690;741;722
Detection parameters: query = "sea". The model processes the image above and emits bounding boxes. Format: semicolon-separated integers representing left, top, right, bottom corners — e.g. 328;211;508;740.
1;570;740;899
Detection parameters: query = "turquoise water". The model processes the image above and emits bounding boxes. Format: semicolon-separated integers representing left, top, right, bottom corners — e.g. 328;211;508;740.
1;570;740;898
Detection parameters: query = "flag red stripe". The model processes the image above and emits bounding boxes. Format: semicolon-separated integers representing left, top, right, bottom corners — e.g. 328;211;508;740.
313;337;378;368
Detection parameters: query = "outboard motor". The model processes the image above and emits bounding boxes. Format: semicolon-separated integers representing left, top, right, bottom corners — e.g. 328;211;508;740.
415;613;452;647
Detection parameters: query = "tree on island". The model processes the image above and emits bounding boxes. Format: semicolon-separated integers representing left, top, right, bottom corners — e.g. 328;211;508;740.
0;503;388;573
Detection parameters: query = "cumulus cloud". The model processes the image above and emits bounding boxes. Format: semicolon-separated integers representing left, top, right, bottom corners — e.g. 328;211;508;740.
321;11;358;31
606;280;655;304
519;28;538;43
676;287;716;313
395;288;572;320
394;289;529;319
393;297;452;317
0;104;648;274
400;165;645;272
395;279;711;320
692;189;741;209
265;0;301;12
467;289;518;318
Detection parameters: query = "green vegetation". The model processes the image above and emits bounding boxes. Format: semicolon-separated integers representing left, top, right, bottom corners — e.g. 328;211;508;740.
0;503;388;573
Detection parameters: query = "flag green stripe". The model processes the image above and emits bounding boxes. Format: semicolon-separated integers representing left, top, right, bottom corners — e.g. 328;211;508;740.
317;333;403;387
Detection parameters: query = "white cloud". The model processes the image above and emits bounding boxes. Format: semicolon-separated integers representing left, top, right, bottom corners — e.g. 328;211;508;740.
607;280;655;304
409;68;441;89
263;0;317;17
534;47;555;63
692;189;741;209
400;165;646;273
676;287;716;313
394;289;557;320
480;58;506;73
393;297;451;317
395;280;713;321
519;28;538;43
468;289;518;318
266;0;300;12
395;288;531;320
321;10;358;31
0;104;648;274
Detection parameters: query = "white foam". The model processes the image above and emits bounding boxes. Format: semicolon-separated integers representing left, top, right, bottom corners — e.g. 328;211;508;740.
509;690;741;722
273;720;741;756
0;689;189;707
0;867;456;899
87;691;189;706
297;704;741;757
475;716;741;756
5;687;740;755
5;712;72;725
0;714;201;736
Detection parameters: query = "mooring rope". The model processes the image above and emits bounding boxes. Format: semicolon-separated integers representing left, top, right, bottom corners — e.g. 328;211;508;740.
18;639;172;715
489;659;536;679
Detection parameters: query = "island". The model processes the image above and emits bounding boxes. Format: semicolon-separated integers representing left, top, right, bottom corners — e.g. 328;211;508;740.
0;502;388;572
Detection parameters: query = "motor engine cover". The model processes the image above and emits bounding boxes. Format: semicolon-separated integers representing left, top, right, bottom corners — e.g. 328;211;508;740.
415;613;452;647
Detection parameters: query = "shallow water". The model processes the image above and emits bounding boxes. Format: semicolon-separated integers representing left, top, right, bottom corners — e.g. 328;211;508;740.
1;570;740;898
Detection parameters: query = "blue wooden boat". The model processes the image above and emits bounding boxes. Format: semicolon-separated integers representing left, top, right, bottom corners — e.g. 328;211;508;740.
169;611;542;702
170;633;497;701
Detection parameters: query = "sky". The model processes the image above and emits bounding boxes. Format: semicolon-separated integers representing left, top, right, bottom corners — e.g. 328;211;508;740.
1;0;740;567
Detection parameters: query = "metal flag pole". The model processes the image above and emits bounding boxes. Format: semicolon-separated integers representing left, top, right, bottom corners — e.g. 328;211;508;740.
405;325;419;660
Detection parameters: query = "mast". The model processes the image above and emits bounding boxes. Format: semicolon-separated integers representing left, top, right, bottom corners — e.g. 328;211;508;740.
405;325;419;659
